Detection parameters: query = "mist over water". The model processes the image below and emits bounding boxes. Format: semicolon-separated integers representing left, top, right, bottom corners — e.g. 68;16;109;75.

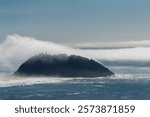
0;34;150;99
0;66;150;88
1;34;150;71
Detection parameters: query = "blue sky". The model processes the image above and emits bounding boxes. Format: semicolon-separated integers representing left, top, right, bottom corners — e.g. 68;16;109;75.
0;0;150;44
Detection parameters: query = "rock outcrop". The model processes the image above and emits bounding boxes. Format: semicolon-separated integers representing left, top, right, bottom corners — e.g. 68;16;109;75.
14;54;114;77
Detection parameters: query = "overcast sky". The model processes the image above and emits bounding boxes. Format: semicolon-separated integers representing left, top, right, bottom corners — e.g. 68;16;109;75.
0;0;150;44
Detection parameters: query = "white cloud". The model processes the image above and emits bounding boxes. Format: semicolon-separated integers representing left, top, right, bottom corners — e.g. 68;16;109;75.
74;40;150;48
1;34;150;72
0;34;75;70
80;47;150;61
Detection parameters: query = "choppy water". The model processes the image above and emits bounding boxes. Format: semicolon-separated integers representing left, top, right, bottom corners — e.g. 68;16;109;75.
0;66;150;100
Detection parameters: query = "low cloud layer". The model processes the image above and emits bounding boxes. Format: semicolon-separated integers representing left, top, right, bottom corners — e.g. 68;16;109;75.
74;40;150;48
1;34;150;72
82;47;150;61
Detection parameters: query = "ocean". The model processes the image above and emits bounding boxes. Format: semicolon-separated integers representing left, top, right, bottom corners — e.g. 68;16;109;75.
0;66;150;100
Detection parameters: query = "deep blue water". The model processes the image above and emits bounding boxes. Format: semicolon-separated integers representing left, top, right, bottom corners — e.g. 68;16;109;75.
0;67;150;100
0;79;150;100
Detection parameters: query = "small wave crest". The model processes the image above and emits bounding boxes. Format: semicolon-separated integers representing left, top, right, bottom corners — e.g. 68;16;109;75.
111;73;150;81
0;75;110;88
1;72;150;88
0;76;73;88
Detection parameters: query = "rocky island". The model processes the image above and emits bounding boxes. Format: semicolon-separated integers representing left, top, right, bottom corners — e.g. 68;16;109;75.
14;54;114;77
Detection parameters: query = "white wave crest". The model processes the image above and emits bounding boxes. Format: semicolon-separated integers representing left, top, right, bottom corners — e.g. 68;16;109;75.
0;76;73;88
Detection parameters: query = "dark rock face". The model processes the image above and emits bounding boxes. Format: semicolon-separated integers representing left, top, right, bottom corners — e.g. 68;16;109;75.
14;54;114;77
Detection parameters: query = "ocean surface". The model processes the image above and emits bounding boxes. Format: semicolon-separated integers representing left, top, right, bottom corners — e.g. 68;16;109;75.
0;66;150;100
